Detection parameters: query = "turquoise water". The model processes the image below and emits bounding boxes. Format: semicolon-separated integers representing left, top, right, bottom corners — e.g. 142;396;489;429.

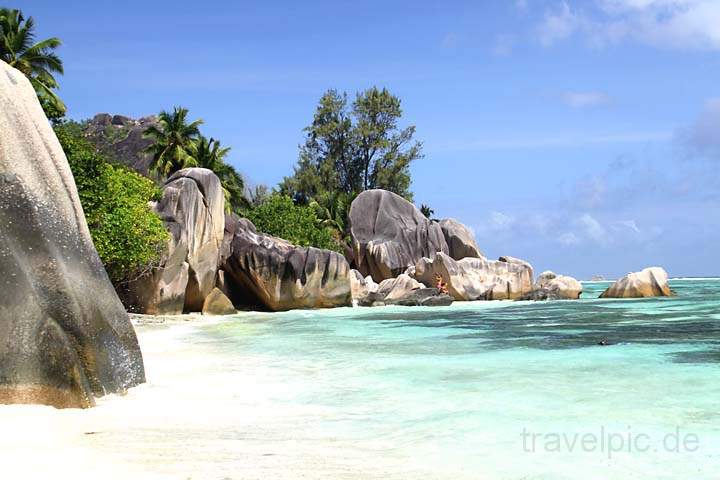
8;280;716;479
190;279;720;479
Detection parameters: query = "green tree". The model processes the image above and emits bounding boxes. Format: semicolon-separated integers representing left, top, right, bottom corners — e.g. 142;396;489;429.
194;135;248;211
281;87;422;203
143;107;203;178
0;8;65;117
245;194;338;251
55;122;169;284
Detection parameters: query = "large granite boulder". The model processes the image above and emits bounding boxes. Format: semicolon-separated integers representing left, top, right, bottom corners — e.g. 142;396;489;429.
83;113;158;175
600;267;673;298
119;168;225;314
350;269;378;305
522;271;583;300
0;61;145;408
202;288;237;315
439;218;483;260
221;222;352;311
349;189;448;282
412;252;534;301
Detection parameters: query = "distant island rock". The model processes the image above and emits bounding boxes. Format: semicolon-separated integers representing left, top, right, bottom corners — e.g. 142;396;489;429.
521;271;583;300
0;61;145;408
600;267;673;298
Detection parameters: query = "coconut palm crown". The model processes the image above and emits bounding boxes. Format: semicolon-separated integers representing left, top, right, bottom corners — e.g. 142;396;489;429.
143;107;203;178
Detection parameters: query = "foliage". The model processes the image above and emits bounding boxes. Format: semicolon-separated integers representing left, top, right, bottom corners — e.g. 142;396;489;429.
143;106;202;178
0;8;65;117
55;123;169;284
195;135;248;211
247;183;270;207
279;87;423;246
244;194;339;251
420;204;434;219
280;87;422;203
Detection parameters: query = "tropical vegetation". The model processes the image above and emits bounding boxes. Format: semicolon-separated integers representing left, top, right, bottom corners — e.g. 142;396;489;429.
0;8;65;119
54;122;169;284
143;107;203;178
244;194;338;252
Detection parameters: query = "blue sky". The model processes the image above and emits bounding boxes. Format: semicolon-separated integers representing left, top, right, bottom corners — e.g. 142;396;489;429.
17;0;720;278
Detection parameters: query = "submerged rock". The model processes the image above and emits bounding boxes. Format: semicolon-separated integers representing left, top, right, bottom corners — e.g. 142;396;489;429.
0;61;145;408
221;221;352;311
439;218;483;260
522;271;583;300
600;267;673;298
412;252;534;301
349;189;448;282
119;168;225;315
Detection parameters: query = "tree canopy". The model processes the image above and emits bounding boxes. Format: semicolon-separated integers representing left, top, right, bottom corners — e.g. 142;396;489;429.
0;8;65;118
280;87;422;203
143;107;203;178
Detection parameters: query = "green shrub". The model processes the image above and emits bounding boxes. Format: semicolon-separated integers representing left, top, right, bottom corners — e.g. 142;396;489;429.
54;123;169;283
245;194;339;252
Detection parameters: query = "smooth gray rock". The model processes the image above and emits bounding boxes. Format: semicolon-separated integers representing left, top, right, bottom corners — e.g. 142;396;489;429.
119;168;225;314
221;223;352;311
0;61;145;408
439;218;483;260
600;267;673;298
412;252;534;301
202;288;237;315
349;189;448;282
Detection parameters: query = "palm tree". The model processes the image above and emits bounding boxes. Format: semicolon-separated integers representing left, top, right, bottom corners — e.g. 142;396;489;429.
0;8;65;116
143;107;203;178
194;135;248;211
420;204;434;219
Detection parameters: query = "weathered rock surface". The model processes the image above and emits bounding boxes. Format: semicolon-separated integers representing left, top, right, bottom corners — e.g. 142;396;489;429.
350;269;379;305
412;252;534;301
439;218;483;260
355;273;452;306
221;222;352;311
522;271;583;300
119;168;225;314
349;189;448;282
0;61;145;408
84;113;159;175
202;288;237;315
600;267;673;298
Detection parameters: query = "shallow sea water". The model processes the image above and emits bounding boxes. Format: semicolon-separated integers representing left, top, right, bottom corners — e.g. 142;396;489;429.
1;279;719;479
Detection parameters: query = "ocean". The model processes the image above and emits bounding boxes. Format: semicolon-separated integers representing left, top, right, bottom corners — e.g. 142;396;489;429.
2;279;719;479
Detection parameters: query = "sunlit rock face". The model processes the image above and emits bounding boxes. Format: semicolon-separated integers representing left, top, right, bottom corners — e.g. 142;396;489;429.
521;271;583;300
221;219;352;311
600;267;673;298
349;189;448;282
439;218;484;260
0;61;145;408
412;252;534;301
119;168;225;314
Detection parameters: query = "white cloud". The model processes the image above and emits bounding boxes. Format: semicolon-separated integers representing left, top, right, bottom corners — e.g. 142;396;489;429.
537;0;720;50
618;219;641;233
578;213;609;243
489;211;517;230
561;91;611;108
558;232;581;245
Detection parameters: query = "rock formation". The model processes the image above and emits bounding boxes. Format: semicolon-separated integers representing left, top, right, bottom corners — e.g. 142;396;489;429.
349;189;448;282
119;168;225;314
353;273;453;307
522;271;583;300
599;267;673;298
0;61;145;408
439;218;483;260
202;288;237;315
83;113;158;175
221;220;352;311
412;252;534;301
